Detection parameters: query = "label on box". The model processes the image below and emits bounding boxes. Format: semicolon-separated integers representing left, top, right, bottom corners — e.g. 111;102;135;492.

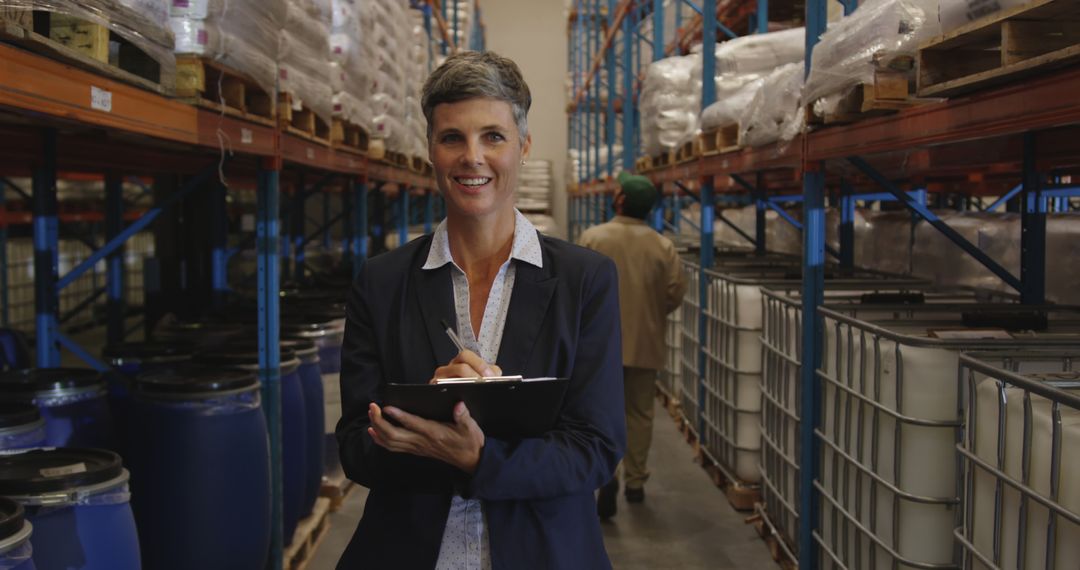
90;86;112;112
241;128;253;145
241;213;255;232
41;462;87;477
306;148;315;160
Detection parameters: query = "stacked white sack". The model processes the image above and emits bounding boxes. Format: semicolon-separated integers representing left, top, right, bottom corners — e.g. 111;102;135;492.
280;0;333;124
330;0;376;131
171;0;282;97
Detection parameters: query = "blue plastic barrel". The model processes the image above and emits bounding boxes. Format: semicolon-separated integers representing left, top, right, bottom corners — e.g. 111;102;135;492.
0;369;115;450
0;497;34;569
152;320;246;350
282;339;323;519
0;448;140;570
101;342;194;463
0;403;46;451
129;366;269;570
195;347;307;545
281;314;344;393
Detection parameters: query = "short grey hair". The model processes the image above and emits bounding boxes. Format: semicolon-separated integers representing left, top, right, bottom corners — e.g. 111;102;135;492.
421;51;532;140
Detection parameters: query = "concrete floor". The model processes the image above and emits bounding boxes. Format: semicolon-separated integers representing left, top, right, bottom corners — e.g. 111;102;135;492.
308;399;777;570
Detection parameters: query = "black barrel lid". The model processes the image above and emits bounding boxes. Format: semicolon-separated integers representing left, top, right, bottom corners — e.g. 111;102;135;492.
154;321;247;341
0;497;24;541
215;339;316;354
0;402;40;429
194;346;298;367
136;365;258;395
0;448;123;495
280;313;342;331
102;341;196;362
0;368;103;394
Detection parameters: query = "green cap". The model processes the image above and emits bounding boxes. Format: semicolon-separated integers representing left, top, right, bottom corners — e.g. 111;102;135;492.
616;171;658;218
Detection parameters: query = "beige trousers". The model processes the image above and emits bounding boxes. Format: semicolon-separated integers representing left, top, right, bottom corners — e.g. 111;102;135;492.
620;366;657;490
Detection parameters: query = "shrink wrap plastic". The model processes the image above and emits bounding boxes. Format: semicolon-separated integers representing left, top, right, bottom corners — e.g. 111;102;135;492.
279;0;333;123
854;210;914;275
3;0;176;77
700;76;765;131
912;212;1018;295
641;29;804;154
939;0;1024;33
739;63;805;148
170;8;279;96
803;0;940;116
329;0;377;128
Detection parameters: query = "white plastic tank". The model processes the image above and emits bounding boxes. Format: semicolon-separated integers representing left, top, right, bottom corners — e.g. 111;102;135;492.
816;308;1080;570
963;353;1080;570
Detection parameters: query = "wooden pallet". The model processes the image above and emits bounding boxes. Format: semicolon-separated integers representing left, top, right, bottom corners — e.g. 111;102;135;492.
674;139;698;164
634;155;651;173
280;93;331;144
918;0;1080;97
697;124;741;156
747;510;797;570
330;119;370;153
809;69;930;125
382;150;410;169
175;56;275;125
368;138;387;161
285;497;331;570
408;155;429;174
320;473;356;513
0;9;174;95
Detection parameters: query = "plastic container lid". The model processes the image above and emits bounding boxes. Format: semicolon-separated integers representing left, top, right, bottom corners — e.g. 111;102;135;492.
102;341;196;363
0;403;41;429
0;368;104;395
136;366;258;396
0;448;123;495
0;497;24;541
194;347;298;367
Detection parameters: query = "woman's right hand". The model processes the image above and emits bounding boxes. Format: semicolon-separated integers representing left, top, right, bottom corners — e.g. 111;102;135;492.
430;349;502;383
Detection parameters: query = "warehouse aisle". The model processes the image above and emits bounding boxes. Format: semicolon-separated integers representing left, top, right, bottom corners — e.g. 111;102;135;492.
309;397;776;569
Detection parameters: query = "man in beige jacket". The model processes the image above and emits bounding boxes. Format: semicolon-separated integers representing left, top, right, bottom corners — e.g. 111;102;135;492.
578;171;687;519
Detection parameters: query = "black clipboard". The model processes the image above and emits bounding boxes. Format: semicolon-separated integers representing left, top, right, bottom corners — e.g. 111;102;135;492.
384;377;570;438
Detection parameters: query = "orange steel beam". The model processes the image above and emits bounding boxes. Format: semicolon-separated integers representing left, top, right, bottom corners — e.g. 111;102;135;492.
572;0;632;108
0;43;197;145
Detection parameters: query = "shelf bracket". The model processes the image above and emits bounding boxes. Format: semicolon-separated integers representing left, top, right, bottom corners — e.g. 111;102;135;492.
847;156;1022;292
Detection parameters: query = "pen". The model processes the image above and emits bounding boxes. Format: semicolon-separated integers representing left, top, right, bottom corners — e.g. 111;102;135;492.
440;319;467;354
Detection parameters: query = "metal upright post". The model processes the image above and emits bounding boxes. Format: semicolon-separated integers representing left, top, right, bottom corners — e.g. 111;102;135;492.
33;129;60;367
653;0;664;60
398;186;410;248
1020;132;1045;304
293;173;307;284
104;173;126;343
590;0;601;183
424;190;434;234
257;163;284;570
211;180;229;309
757;0;769;33
322;191;332;250
352;178;368;281
652;184;665;232
839;180;855;268
621;9;635;173
755;172;767;254
0;178;8;326
605;0;616;179
697;0;717;438
799;0;828;566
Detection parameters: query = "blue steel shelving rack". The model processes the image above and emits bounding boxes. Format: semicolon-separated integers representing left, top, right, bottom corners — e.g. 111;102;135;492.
567;0;1080;568
0;18;446;567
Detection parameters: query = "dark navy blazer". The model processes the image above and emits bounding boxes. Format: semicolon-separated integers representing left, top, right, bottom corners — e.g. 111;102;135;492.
335;232;626;570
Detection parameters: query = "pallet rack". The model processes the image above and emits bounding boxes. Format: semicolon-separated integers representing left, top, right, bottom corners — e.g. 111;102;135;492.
0;2;468;563
567;1;1080;568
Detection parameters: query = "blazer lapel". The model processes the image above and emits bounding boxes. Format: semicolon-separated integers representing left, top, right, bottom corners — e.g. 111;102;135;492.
496;258;557;375
412;263;459;374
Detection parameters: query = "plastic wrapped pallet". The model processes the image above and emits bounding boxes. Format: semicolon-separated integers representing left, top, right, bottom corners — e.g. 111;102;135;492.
739;62;805;148
912;212;1019;295
278;0;333;123
939;0;1025;33
170;0;282;97
700;76;765;131
639;54;699;156
1046;214;1080;304
803;0;940;118
853;210;913;275
516;159;554;213
4;0;176;79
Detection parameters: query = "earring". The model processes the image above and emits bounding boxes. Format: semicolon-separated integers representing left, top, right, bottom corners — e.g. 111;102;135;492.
521;160;526;165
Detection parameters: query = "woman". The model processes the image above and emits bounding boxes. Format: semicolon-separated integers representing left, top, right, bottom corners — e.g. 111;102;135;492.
335;51;626;570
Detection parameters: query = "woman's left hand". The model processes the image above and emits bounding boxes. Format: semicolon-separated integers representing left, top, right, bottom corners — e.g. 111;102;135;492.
367;401;485;473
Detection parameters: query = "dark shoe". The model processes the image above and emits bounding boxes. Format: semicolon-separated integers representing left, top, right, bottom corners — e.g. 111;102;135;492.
624;487;645;503
597;479;618;519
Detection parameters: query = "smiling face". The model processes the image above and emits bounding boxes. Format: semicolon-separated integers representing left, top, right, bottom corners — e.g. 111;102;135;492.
428;97;531;225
